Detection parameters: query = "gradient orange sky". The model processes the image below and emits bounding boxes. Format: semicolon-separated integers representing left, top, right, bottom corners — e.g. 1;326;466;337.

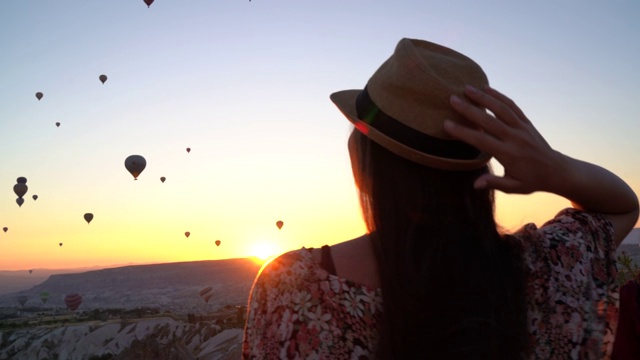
0;1;639;271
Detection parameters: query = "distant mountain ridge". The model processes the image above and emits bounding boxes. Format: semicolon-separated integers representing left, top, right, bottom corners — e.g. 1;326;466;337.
0;266;119;296
2;230;638;311
0;258;263;312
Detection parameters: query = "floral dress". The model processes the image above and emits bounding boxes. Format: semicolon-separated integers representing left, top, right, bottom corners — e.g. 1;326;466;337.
520;208;619;359
242;244;382;359
242;208;618;359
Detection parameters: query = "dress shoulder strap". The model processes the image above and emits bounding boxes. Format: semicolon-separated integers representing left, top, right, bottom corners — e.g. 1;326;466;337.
320;245;337;276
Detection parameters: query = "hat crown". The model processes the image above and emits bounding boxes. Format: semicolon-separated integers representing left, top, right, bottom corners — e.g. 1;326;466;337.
367;38;488;139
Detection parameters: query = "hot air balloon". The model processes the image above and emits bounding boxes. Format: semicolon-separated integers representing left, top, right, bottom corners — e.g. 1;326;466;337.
2;227;7;233
84;213;93;224
14;184;27;198
17;295;28;307
276;220;284;230
215;240;221;247
64;293;83;311
200;286;214;304
186;147;191;153
185;231;190;238
39;292;50;304
99;74;107;84
32;194;38;201
55;122;60;127
35;92;43;100
14;178;28;205
59;242;63;247
143;0;154;7
124;155;146;180
160;176;166;183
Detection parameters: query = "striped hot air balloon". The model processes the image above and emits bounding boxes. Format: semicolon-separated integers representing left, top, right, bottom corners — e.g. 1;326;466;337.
64;293;83;311
200;286;214;304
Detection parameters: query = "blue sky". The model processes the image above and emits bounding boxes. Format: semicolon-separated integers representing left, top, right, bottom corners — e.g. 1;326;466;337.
0;1;638;270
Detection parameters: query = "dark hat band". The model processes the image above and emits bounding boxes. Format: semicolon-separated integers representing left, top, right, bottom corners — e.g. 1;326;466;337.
356;87;480;161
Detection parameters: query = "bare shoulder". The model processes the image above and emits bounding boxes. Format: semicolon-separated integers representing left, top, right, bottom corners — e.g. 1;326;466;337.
311;234;380;289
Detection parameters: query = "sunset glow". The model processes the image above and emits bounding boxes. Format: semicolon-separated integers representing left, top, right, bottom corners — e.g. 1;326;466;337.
249;241;280;262
0;2;638;272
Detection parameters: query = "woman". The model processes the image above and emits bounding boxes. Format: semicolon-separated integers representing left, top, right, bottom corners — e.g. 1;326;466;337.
242;38;639;359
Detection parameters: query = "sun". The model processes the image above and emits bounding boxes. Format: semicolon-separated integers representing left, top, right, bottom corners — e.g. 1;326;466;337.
250;241;279;262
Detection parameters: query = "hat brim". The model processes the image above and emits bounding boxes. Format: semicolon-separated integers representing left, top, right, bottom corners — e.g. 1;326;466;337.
330;89;491;171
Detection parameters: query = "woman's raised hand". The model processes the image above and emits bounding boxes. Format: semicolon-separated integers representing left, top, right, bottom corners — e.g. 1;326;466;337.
445;85;638;245
444;85;562;194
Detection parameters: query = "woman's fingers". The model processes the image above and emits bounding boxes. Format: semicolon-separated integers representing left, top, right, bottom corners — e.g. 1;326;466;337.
443;119;504;156
474;173;527;194
449;94;511;140
461;85;525;128
481;86;531;125
448;86;559;195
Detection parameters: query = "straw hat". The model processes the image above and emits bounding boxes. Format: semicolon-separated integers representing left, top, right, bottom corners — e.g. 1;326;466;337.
331;38;492;171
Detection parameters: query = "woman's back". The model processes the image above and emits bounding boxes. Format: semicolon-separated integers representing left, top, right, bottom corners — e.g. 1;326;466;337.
242;38;638;359
242;208;618;359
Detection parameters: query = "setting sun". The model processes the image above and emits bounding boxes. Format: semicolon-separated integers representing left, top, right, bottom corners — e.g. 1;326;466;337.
250;241;279;261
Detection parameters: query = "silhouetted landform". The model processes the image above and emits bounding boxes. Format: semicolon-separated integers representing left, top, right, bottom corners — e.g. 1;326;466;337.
0;236;637;359
0;258;261;358
0;266;110;296
0;258;262;313
0;273;50;296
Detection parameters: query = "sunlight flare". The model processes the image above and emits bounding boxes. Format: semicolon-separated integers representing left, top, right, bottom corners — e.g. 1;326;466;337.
250;241;279;261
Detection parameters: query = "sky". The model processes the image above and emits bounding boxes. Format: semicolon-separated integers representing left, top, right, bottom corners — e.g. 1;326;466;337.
0;1;639;271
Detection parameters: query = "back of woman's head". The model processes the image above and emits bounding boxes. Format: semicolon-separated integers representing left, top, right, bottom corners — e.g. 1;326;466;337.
349;129;530;359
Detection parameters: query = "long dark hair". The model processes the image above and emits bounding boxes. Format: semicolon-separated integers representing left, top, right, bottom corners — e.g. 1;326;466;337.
349;130;530;359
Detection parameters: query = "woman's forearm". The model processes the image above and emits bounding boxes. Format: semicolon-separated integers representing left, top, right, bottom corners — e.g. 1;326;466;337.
553;154;638;216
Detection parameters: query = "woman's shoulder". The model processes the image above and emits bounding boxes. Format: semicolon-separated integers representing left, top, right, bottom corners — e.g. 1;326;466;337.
512;207;618;296
252;247;323;288
513;207;614;250
244;246;383;359
262;247;312;270
542;207;613;233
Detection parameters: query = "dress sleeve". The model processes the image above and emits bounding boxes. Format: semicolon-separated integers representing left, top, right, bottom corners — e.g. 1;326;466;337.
242;247;382;359
523;209;615;274
543;208;615;251
518;208;619;358
541;208;617;295
242;250;307;359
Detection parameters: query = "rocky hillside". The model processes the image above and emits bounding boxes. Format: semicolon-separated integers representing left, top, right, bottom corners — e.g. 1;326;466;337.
0;258;263;313
0;317;242;359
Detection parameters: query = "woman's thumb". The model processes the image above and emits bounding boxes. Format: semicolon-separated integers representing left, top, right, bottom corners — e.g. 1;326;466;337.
474;174;521;193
